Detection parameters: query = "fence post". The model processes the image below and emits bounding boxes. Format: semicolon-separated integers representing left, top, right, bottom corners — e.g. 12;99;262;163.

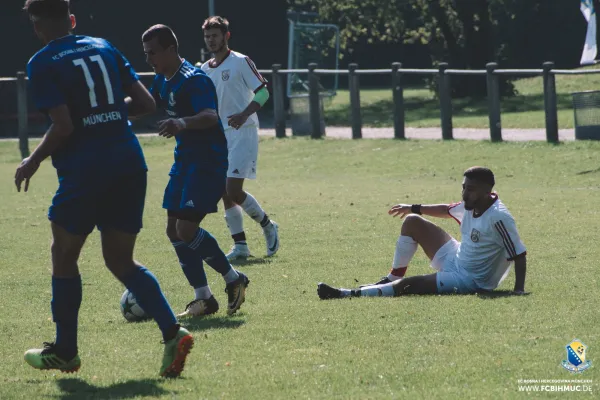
271;64;286;138
543;61;559;143
308;63;322;139
486;62;502;142
348;63;362;139
392;62;405;139
438;63;453;140
17;71;30;159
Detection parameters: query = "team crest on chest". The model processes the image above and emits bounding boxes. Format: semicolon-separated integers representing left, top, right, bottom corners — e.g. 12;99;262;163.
470;229;480;242
222;69;230;81
168;92;176;107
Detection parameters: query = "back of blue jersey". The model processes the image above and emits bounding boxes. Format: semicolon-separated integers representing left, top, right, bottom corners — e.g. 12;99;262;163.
27;35;146;181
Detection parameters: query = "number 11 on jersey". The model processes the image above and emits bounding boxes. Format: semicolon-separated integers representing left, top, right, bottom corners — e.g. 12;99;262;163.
73;55;115;108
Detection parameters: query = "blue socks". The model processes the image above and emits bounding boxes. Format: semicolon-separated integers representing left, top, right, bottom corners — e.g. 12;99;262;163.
51;275;82;360
187;228;233;277
171;239;208;289
121;266;178;341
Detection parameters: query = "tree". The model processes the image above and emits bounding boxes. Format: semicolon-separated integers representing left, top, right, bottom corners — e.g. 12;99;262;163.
288;0;532;97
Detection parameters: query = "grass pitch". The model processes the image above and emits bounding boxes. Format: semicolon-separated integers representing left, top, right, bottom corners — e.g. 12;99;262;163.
0;137;598;399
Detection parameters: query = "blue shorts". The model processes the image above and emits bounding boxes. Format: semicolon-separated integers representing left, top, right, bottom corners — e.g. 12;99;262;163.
49;171;147;236
162;163;226;215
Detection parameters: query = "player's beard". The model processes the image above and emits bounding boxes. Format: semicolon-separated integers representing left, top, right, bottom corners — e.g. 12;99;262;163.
213;40;227;55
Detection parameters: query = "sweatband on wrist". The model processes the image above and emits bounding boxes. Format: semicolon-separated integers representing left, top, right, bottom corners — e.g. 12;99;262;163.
411;204;422;215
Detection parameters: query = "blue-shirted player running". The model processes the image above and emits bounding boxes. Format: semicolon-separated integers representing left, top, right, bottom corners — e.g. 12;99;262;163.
142;25;249;318
16;0;193;377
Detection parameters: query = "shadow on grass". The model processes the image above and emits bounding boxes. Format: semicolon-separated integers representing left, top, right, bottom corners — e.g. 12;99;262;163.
229;256;274;267
576;167;600;175
54;378;170;400
325;92;576;127
181;316;246;332
476;289;531;299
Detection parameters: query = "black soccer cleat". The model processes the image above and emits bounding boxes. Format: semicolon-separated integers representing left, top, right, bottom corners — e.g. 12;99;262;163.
317;283;344;300
359;276;391;288
225;272;250;315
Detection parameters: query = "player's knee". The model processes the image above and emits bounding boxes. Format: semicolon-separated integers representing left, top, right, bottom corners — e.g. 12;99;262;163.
166;225;179;242
226;187;245;205
176;223;197;243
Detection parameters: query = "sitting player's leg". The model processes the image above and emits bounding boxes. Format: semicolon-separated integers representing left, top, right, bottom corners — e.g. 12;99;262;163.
318;273;439;299
223;187;251;261
24;221;87;372
173;210;249;315
364;214;454;286
166;214;217;317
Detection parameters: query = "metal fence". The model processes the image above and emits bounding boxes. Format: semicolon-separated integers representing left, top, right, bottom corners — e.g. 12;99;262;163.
4;61;600;159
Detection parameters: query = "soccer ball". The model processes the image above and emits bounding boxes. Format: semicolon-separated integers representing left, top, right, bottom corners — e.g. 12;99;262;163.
120;289;150;322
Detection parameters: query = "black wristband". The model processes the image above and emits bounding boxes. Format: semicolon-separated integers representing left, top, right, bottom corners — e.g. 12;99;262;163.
411;204;422;215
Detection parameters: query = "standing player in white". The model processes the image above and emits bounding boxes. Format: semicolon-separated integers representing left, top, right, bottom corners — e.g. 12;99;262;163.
317;167;529;299
200;16;279;261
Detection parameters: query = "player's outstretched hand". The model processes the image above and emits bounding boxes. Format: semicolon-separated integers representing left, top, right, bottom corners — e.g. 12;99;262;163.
227;113;249;130
388;204;411;218
15;157;40;193
158;118;185;138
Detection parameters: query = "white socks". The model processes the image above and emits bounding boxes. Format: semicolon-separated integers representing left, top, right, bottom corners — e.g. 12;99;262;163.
387;235;418;281
361;282;396;297
194;286;213;300
223;268;240;284
240;192;267;224
225;205;245;236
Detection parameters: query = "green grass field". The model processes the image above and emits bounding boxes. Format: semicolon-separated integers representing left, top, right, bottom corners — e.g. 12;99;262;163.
325;65;600;129
0;137;599;399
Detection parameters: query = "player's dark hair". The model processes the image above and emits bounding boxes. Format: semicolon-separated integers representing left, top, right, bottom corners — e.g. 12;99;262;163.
464;167;495;188
202;16;229;34
24;0;70;20
142;24;179;52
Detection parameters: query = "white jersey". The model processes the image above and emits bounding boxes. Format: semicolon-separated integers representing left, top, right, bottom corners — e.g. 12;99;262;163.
201;50;267;131
448;194;526;290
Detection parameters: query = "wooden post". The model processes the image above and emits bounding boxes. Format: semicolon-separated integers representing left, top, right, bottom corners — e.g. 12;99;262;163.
271;64;286;138
17;71;30;158
392;62;405;139
308;63;322;139
543;61;559;143
348;63;362;139
486;62;502;142
438;63;453;140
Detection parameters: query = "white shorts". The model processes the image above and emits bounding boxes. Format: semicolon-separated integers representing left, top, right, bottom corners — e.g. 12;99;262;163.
225;125;259;179
430;239;479;294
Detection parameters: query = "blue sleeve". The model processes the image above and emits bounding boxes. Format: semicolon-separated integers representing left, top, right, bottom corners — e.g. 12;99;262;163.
27;58;66;112
187;76;218;113
107;41;139;88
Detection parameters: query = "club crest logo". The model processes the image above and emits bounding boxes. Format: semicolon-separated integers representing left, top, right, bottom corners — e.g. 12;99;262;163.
168;92;176;107
222;69;230;81
562;339;592;373
470;228;480;242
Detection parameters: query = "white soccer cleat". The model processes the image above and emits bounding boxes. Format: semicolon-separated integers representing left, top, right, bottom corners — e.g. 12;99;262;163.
263;220;279;257
226;244;252;261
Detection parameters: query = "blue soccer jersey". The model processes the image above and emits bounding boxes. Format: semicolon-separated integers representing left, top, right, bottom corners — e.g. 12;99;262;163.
150;60;228;175
27;35;146;181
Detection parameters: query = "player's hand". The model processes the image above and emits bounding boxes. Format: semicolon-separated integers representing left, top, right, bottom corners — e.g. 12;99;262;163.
15;157;41;193
158;118;185;138
227;113;249;130
388;204;411;218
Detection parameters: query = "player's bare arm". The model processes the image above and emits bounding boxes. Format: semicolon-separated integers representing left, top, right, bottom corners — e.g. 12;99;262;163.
227;86;269;130
15;104;73;192
158;108;218;138
125;81;156;118
388;203;453;219
512;253;528;295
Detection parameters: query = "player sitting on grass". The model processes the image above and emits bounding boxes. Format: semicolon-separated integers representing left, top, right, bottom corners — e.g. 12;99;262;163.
318;167;528;299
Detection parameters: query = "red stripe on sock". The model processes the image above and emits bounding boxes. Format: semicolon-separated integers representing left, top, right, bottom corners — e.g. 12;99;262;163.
390;267;407;278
